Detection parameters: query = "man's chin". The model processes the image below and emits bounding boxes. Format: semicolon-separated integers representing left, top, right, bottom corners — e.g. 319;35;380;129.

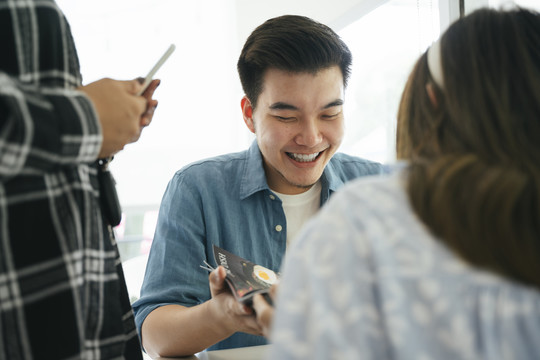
284;176;320;191
294;182;317;190
272;164;323;193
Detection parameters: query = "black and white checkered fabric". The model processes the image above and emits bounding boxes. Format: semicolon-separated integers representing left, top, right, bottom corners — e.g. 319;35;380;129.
0;1;142;358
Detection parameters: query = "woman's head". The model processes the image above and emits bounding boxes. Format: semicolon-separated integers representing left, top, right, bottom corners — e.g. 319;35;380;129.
397;7;540;288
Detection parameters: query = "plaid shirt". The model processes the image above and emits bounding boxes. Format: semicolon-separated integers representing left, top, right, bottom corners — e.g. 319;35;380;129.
0;1;142;359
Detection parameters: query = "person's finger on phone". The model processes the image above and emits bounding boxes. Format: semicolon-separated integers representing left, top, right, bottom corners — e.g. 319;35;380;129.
141;100;158;127
140;79;160;127
142;79;161;97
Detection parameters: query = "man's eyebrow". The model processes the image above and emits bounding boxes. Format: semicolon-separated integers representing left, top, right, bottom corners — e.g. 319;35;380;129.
269;102;298;110
323;99;344;109
269;100;344;111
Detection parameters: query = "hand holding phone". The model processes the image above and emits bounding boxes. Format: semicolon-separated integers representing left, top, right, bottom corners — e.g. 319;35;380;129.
137;44;176;96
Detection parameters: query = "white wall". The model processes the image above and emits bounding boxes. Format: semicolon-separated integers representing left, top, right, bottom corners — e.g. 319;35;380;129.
58;0;384;208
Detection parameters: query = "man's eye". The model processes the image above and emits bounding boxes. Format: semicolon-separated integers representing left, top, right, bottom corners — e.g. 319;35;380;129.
276;116;295;121
322;113;339;119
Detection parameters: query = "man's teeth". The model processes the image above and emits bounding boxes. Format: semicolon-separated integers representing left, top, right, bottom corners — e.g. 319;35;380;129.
287;152;320;162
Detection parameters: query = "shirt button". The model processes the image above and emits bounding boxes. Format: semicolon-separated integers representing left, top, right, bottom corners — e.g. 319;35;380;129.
269;194;276;200
275;225;282;232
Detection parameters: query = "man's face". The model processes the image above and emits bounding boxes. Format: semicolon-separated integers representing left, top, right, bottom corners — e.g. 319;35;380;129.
242;66;345;195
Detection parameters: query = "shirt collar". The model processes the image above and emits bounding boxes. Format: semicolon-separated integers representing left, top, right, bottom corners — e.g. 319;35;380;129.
239;140;271;200
320;158;345;193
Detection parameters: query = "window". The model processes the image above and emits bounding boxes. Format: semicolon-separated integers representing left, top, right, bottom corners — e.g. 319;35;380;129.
339;0;440;163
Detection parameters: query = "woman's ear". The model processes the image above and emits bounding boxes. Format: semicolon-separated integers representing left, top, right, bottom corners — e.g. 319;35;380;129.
426;82;439;109
241;96;255;133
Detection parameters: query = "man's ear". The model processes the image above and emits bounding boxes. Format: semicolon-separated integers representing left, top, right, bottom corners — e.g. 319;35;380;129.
241;96;255;133
426;82;439;109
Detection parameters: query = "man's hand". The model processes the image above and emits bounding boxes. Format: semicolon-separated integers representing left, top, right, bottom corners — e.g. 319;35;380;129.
208;266;265;336
79;78;154;158
252;284;277;338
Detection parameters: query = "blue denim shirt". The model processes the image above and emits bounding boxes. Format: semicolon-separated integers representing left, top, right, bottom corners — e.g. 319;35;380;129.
133;141;383;351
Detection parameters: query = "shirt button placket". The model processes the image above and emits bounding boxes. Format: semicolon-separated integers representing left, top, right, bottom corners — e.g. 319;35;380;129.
269;192;282;233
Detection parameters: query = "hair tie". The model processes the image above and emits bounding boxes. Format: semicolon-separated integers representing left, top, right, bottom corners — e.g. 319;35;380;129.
427;38;444;89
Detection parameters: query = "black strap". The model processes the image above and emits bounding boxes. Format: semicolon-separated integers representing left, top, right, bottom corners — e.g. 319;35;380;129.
98;158;122;226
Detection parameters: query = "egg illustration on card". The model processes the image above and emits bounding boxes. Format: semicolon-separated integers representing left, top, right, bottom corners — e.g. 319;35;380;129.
252;265;277;285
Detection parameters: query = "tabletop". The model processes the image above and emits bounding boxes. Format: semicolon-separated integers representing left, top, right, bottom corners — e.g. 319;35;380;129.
143;344;271;360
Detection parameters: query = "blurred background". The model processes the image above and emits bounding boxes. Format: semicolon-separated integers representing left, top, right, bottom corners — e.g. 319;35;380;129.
56;0;539;303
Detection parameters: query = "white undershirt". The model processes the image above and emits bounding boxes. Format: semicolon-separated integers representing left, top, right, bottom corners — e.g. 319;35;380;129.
272;181;322;247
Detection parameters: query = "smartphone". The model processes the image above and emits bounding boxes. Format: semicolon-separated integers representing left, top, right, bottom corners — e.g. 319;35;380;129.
137;44;176;96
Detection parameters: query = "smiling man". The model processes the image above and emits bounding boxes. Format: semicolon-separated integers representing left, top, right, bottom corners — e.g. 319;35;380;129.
244;67;346;195
132;15;383;357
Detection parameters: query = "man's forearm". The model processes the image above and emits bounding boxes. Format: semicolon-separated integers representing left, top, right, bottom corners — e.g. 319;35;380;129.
141;302;233;358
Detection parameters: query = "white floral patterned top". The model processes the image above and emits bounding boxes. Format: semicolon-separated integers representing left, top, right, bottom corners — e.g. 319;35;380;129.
268;170;540;360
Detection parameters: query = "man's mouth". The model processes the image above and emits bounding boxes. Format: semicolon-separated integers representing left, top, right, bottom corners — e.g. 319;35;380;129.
286;151;322;163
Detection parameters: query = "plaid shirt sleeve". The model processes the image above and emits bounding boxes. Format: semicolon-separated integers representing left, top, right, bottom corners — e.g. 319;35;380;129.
0;1;102;180
0;1;143;359
0;74;102;178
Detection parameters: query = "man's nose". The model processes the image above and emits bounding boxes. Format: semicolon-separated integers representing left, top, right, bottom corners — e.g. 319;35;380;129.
295;118;322;147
